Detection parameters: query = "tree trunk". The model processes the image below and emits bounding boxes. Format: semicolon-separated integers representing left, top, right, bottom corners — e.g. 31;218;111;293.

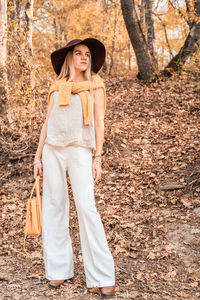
25;0;35;88
163;24;173;59
109;8;117;75
7;0;21;80
165;0;200;73
128;43;131;70
139;0;145;28
120;0;154;80
53;18;59;49
144;0;157;68
101;4;106;74
60;24;67;46
156;14;173;59
0;0;8;113
8;0;21;48
25;0;34;56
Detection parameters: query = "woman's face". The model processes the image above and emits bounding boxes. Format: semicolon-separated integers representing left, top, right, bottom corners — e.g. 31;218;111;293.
72;44;91;73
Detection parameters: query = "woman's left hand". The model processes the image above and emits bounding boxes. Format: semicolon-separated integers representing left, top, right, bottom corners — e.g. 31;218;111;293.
92;159;102;183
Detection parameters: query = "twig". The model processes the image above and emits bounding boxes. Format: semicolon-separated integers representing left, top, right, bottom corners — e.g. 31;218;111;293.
9;154;35;160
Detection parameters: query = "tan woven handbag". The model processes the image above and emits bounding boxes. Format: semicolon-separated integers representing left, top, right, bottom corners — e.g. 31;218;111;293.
11;176;43;258
24;176;42;237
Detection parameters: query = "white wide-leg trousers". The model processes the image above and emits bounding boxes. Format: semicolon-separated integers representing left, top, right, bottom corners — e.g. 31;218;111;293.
42;144;115;288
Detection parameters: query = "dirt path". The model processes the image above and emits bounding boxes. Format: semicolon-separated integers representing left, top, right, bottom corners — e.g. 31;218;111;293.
1;74;200;299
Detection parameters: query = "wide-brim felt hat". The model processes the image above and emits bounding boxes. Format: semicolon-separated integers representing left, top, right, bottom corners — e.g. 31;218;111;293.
51;38;106;75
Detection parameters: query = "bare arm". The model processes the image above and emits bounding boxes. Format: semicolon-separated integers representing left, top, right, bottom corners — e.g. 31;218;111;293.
34;93;54;178
93;87;105;182
94;87;105;155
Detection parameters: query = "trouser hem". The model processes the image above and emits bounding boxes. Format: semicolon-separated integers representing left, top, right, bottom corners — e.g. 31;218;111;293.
46;274;74;281
87;281;115;288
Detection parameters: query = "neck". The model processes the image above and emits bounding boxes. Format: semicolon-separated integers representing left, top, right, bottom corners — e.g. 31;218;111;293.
73;70;86;82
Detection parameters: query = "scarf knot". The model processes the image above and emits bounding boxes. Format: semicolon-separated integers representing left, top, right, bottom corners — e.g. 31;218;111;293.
48;74;106;125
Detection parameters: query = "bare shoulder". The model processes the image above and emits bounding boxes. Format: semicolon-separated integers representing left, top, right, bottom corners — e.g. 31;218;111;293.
94;87;104;100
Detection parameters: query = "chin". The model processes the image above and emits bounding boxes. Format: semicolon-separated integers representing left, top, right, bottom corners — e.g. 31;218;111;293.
75;66;88;72
80;67;88;72
80;64;88;69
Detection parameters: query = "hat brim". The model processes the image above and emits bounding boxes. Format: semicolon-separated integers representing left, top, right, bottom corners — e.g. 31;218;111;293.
51;38;106;75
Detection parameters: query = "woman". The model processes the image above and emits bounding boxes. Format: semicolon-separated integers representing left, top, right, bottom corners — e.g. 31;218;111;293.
33;38;115;297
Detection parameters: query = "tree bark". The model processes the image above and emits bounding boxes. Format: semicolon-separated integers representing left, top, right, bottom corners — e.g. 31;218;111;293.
0;0;8;113
128;43;131;70
120;0;154;80
101;0;108;74
163;24;173;59
7;0;21;80
53;18;59;49
155;14;173;59
25;0;35;88
144;0;157;68
60;24;67;46
25;0;34;56
139;0;145;28
109;8;117;75
165;0;200;73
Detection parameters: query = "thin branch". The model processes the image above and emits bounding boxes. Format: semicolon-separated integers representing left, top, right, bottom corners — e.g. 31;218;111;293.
168;0;191;27
154;13;173;59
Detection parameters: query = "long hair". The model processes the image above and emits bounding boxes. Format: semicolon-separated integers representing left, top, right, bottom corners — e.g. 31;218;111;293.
57;45;94;99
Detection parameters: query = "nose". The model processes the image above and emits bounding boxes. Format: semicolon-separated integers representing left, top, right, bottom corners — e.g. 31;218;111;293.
81;54;88;60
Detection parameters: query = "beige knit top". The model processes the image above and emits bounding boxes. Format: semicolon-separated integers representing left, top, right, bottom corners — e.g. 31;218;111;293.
44;91;96;150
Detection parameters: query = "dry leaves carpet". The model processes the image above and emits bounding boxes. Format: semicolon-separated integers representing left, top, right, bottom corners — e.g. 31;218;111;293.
0;73;200;299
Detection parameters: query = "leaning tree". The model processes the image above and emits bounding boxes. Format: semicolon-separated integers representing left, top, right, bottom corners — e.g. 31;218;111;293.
120;0;156;80
165;0;200;74
120;0;200;80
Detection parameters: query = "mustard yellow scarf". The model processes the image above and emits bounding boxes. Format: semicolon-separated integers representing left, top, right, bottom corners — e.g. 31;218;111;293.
48;74;106;125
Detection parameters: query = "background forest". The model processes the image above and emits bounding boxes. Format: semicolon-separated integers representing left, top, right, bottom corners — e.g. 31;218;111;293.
1;1;200;299
0;0;200;114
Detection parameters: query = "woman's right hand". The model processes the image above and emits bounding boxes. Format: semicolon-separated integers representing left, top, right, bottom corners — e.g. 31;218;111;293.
34;162;43;179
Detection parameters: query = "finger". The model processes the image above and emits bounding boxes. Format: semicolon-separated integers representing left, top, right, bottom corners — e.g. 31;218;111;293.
96;171;101;182
94;167;98;183
92;164;96;179
95;170;99;183
95;168;102;183
94;169;98;183
93;163;98;180
39;165;43;177
34;166;38;179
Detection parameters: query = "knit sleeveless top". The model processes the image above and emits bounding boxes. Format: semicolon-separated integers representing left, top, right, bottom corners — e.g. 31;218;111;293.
44;91;96;150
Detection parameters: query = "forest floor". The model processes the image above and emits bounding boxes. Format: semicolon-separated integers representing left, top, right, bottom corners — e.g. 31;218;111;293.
1;72;200;300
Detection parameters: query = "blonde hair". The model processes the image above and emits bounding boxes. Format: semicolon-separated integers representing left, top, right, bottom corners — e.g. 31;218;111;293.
57;45;95;99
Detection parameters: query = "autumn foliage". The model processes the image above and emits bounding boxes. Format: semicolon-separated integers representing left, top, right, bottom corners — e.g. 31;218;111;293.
1;72;200;299
0;1;200;299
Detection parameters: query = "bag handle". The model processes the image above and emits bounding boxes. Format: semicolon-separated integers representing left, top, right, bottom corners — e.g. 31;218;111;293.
35;176;42;223
29;176;41;200
35;176;42;200
29;180;37;200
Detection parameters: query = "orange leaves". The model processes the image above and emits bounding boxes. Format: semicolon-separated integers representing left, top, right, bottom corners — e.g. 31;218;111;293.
1;73;200;299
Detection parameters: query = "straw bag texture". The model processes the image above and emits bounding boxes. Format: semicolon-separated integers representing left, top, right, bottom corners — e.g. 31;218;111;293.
24;176;42;237
11;176;43;258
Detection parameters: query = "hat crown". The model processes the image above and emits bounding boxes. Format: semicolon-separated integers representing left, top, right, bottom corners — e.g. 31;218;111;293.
66;39;82;47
